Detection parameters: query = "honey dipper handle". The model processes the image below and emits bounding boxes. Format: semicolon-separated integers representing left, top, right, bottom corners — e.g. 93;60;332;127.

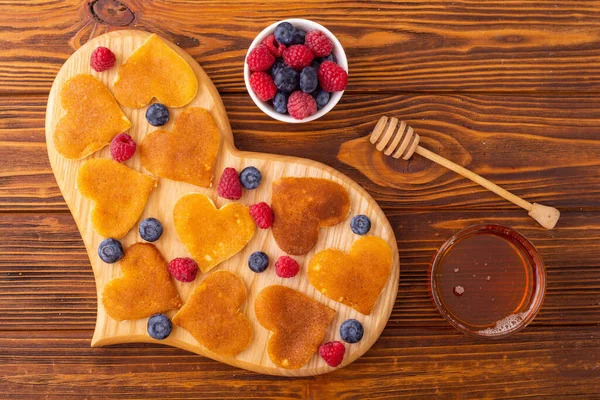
415;146;560;229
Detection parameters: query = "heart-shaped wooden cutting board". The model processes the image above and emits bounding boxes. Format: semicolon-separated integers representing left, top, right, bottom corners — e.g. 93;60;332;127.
45;30;399;376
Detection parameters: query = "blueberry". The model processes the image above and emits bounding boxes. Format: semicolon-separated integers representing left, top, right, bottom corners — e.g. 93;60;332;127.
272;91;288;114
350;214;371;235
340;319;364;344
270;58;285;80
248;251;269;273
145;103;169;126
300;66;318;93
311;88;330;109
240;166;262;190
139;217;163;242
291;29;306;44
274;22;295;45
321;53;337;64
274;65;299;93
147;313;172;340
97;238;124;263
310;59;321;70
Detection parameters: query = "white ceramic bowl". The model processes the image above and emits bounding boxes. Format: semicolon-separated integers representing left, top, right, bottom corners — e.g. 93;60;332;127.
244;18;348;123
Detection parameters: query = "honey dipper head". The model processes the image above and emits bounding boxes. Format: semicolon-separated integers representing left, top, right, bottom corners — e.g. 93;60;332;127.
370;116;420;160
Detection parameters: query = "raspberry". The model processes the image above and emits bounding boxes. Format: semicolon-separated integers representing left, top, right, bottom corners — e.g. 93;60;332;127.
318;61;348;92
217;167;242;200
250;202;274;229
90;46;116;72
319;341;345;367
275;255;299;278
246;44;275;72
283;45;314;71
287;91;317;120
168;257;198;283
305;30;333;57
249;72;277;101
110;133;136;163
262;34;286;57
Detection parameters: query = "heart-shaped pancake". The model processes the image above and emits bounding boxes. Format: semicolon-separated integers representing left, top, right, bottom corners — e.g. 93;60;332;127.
173;271;252;357
112;34;198;108
173;193;256;273
255;285;335;369
271;177;350;255
102;243;182;321
77;159;157;238
53;74;131;159
308;236;393;315
141;107;220;187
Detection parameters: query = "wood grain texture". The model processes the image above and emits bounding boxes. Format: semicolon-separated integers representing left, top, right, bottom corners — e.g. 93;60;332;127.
44;30;399;376
2;0;600;397
3;1;600;94
4;93;600;212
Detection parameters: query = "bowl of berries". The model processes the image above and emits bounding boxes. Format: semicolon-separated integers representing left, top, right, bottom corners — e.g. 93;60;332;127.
244;19;348;123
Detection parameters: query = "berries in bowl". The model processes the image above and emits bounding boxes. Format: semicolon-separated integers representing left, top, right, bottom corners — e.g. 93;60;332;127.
244;19;348;123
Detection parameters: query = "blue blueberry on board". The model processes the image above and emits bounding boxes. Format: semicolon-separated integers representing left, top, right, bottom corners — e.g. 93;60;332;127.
248;251;269;273
97;238;124;263
274;22;295;45
311;88;330;109
340;319;364;344
274;65;299;93
350;214;371;235
291;29;306;44
270;58;285;80
139;217;163;242
147;313;172;340
146;103;169;126
240;166;262;190
272;91;288;114
300;66;318;93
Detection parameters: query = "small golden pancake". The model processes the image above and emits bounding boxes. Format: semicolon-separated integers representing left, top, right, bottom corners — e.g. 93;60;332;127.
173;271;252;357
113;34;198;108
53;74;131;159
271;177;350;255
102;243;182;321
77;159;157;238
173;193;256;273
255;285;335;369
141;107;220;187
308;236;393;315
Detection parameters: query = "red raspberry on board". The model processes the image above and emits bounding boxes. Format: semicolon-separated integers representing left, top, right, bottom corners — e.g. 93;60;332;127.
262;34;286;57
319;341;345;367
287;91;317;120
168;257;199;283
90;46;116;72
283;44;314;71
217;167;243;200
305;30;333;57
318;61;348;92
250;202;274;229
275;256;299;278
110;132;136;163
246;44;275;72
249;72;277;101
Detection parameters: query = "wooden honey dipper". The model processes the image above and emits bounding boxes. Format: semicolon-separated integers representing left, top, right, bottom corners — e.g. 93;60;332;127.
370;116;560;229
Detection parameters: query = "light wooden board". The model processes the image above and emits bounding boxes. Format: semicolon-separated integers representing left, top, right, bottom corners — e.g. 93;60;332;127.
44;30;399;376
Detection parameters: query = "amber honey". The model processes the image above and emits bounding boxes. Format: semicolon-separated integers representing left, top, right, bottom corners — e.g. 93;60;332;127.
430;224;546;338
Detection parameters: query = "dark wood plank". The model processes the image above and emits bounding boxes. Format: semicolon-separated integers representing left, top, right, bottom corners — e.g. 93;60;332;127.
1;211;598;331
3;93;600;211
0;327;598;399
3;0;600;94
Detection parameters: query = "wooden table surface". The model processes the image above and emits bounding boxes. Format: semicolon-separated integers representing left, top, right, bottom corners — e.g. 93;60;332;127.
1;1;599;398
